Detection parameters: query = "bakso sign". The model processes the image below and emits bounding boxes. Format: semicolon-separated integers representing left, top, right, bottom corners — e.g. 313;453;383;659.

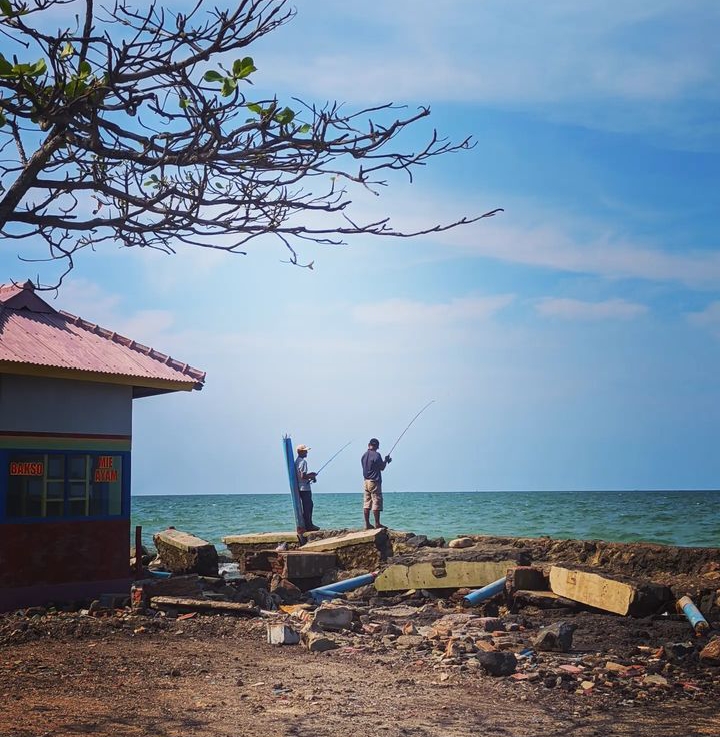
10;461;44;476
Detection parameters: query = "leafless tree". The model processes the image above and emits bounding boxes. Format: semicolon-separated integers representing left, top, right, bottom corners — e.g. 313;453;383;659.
0;0;501;284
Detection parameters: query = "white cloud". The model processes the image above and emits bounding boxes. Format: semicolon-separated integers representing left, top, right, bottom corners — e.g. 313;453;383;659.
536;297;648;321
353;295;514;327
254;0;720;143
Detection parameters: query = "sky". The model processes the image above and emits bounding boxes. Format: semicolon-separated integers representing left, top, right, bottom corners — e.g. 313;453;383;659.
2;0;720;493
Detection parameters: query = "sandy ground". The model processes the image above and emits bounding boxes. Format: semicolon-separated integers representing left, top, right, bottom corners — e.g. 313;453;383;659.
1;615;718;737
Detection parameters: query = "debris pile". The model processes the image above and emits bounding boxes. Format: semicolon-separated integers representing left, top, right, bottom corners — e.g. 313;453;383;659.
3;527;718;711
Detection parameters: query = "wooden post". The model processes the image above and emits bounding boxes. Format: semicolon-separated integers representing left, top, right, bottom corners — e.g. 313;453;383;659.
134;525;144;579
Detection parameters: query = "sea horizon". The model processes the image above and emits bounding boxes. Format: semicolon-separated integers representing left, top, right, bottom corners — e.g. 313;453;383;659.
131;489;720;550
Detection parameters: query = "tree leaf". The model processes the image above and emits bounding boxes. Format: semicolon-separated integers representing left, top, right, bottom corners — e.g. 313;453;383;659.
179;98;190;109
246;102;263;115
0;0;12;17
203;70;223;83
234;56;256;79
60;42;74;59
298;123;311;134
78;60;91;78
0;54;12;76
29;59;47;77
221;77;236;97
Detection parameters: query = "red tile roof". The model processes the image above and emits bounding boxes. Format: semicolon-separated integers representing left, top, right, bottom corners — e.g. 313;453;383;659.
0;281;205;394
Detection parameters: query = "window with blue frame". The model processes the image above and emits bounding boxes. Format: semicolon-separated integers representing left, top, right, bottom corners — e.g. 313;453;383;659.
7;452;123;519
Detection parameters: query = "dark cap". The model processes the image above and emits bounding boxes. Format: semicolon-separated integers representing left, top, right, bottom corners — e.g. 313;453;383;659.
368;438;379;447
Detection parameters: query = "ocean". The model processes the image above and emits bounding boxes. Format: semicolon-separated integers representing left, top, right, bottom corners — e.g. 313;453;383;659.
131;490;719;550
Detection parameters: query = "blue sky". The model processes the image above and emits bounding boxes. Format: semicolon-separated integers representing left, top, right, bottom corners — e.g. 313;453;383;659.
3;1;720;493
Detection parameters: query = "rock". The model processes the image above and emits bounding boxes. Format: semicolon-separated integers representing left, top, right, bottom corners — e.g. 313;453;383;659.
643;673;669;687
448;537;474;549
396;634;425;648
605;661;628;672
311;605;353;632
476;650;517;676
662;641;695;664
476;617;505;632
699;637;720;666
532;621;576;652
301;625;339;653
153;528;219;577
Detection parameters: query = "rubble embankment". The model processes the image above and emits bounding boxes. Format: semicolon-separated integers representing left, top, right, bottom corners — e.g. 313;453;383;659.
1;527;719;734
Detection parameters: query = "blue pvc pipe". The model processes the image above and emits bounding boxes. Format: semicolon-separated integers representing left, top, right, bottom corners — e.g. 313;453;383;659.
309;572;377;603
148;570;172;579
678;595;709;633
462;576;506;607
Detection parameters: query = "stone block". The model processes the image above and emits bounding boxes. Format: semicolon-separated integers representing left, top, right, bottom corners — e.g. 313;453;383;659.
548;565;673;617
153;529;218;577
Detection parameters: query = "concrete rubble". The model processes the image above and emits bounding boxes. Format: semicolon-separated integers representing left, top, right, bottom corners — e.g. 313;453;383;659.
4;526;720;711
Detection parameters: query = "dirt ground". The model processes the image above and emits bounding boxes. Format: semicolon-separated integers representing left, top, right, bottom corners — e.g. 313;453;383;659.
1;614;718;737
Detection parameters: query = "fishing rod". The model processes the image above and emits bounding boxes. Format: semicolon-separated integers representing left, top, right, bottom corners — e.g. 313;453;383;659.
315;440;352;476
386;400;435;458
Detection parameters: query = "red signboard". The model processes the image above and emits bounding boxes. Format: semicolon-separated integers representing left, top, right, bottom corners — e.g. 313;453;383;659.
9;462;44;477
94;456;119;483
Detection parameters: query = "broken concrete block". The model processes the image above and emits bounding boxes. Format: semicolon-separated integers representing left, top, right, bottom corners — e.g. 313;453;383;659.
244;550;337;580
532;621;576;652
548;565;673;617
301;528;391;570
476;650;517;676
267;622;301;645
311;604;353;632
375;548;523;592
153;529;219;577
223;533;301;570
301;625;339;653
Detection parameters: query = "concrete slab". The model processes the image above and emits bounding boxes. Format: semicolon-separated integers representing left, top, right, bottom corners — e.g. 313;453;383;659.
224;532;300;546
549;565;673;617
375;558;515;592
153;529;218;577
302;528;391;570
243;550;337;579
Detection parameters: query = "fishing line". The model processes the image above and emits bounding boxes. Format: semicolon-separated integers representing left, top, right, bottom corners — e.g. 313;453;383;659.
386;400;435;457
315;440;352;476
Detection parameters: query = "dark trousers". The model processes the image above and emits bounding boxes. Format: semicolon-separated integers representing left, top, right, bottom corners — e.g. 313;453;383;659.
299;490;314;528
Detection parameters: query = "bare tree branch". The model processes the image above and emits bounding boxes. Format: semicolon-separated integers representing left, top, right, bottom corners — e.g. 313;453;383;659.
0;0;501;286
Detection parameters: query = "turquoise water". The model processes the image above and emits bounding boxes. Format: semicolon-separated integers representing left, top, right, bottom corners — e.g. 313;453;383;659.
131;490;720;550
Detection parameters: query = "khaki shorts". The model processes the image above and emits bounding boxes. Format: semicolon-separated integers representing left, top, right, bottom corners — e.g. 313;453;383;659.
363;480;383;511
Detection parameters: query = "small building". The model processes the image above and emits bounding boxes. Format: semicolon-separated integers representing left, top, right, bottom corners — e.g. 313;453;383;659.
0;280;205;611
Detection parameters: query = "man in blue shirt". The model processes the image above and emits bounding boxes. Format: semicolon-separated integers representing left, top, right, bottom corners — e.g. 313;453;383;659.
361;438;392;529
295;444;319;531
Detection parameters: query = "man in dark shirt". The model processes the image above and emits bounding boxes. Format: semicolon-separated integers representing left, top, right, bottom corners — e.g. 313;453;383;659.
361;438;391;529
